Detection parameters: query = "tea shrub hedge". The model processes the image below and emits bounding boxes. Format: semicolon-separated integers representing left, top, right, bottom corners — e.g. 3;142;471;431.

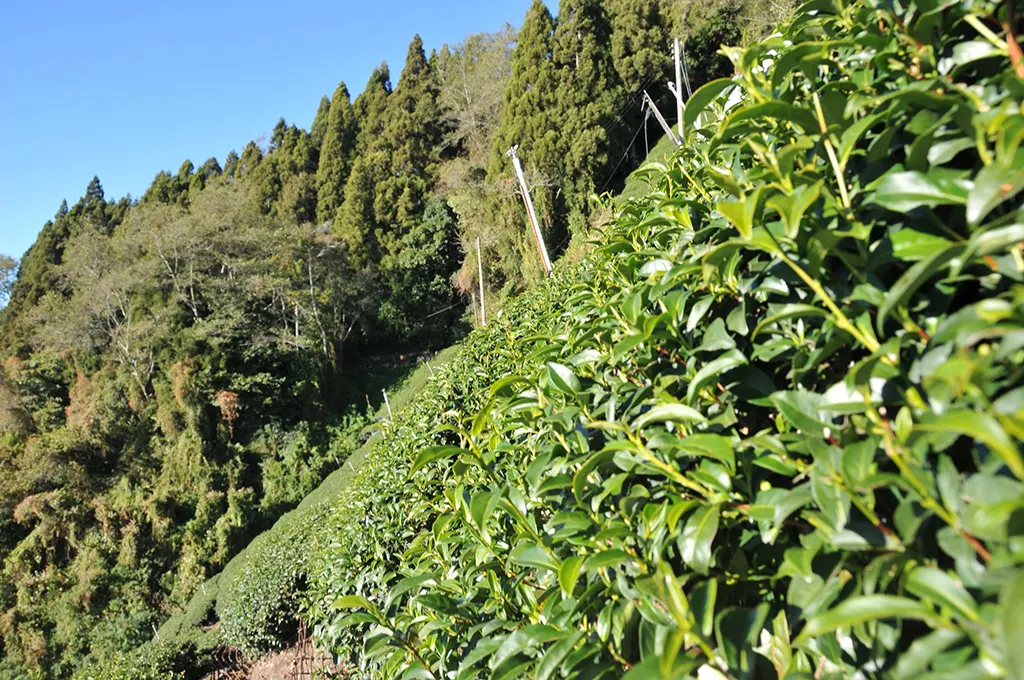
306;0;1024;677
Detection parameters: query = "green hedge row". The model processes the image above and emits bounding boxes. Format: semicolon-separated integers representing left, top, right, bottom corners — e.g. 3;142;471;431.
305;0;1024;677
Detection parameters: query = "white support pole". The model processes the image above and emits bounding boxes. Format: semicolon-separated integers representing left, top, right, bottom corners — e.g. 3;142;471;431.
476;237;486;324
681;42;693;98
644;92;681;147
382;388;393;419
506;145;553;277
674;38;684;139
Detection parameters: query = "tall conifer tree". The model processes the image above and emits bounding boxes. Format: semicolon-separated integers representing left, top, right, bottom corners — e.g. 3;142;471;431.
606;0;669;86
334;67;391;264
352;64;392;152
487;1;560;189
310;95;331;149
552;0;624;219
315;82;356;224
373;35;443;255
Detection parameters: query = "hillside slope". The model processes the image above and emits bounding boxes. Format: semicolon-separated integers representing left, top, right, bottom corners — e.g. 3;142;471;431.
42;0;1024;677
0;3;758;677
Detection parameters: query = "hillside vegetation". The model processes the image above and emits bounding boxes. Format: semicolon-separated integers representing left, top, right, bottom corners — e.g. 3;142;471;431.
0;1;780;677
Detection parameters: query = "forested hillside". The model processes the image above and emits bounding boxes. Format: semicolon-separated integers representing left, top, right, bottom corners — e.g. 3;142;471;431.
0;0;792;677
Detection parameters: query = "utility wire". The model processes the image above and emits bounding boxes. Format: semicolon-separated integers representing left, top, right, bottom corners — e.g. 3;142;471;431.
599;116;649;194
418;301;463;321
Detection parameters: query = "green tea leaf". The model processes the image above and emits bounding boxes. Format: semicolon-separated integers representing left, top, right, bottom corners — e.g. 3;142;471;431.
634;403;707;429
1002;569;1024;680
684;78;738;131
967;164;1024;227
797;596;936;643
679;505;720;575
905;567;979;623
915;410;1024;479
870;170;970;213
558;556;584;597
877;243;965;333
546;362;580;395
409;446;463;476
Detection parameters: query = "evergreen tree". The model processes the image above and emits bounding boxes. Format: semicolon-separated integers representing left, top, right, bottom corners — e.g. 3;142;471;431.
176;160;195;182
238;142;263;177
196;157;222;180
334;155;381;268
351;63;392;152
0;254;16;306
310;95;331;149
378;197;460;345
373;35;443;256
484;0;565;284
85;176;105;206
271;118;288;150
143;171;178;204
223;151;240;179
552;0;624;217
315;81;356;224
606;0;669;86
487;1;560;188
80;175;111;230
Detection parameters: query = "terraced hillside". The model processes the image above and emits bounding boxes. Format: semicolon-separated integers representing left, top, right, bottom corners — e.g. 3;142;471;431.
86;0;1024;677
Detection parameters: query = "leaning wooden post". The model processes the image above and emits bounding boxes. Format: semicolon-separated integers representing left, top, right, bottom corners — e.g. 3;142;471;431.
506;144;553;277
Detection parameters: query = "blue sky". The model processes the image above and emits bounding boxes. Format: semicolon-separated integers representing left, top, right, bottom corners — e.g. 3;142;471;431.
0;0;543;261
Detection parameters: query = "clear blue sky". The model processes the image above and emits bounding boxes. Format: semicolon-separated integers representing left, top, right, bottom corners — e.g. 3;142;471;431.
0;0;544;261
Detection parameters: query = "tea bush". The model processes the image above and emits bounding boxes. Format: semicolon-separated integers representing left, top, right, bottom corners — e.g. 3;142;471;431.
308;0;1024;677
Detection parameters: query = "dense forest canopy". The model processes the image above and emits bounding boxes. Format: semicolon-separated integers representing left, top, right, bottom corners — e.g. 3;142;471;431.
0;0;790;676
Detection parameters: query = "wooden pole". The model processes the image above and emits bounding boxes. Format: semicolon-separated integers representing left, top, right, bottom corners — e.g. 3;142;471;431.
674;38;684;139
506;145;553;276
476;237;486;324
644;92;681;147
382;389;393;419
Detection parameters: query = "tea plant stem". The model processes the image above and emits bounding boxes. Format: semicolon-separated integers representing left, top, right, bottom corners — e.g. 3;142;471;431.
963;14;1008;50
773;250;880;352
868;406;992;562
629;432;711;497
812;94;852;210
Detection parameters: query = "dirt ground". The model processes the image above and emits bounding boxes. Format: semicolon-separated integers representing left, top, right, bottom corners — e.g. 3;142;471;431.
246;645;337;680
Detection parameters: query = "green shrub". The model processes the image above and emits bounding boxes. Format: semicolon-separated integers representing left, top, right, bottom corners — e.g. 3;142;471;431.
210;352;458;657
73;641;189;680
306;0;1024;677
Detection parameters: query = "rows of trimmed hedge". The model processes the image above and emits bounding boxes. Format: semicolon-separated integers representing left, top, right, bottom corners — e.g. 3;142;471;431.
302;0;1024;677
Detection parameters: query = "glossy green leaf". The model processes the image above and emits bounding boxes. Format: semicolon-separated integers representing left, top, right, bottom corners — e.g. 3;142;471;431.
752;303;828;338
676;434;736;473
584;549;631;572
490;625;562;670
870;170;970;213
679;505;720;575
509;542;558;572
797;596;936;643
409;446;463;476
967;164;1024;226
1002;569;1024;680
546;362;580;395
536;632;585;680
684;78;738;131
904;567;979;623
915;410;1024;479
634;403;707;429
558;556;584;597
877;243;965;333
687;349;748;401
